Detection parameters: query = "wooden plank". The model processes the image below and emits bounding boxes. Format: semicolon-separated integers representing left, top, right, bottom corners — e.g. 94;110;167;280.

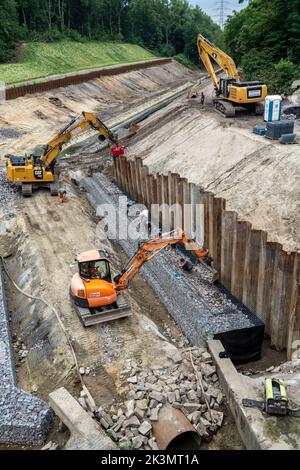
287;283;300;360
242;229;267;315
127;159;135;198
174;175;183;229
182;179;191;236
122;157;129;192
260;242;282;335
221;211;237;292
125;158;132;196
120;157;127;193
135;157;143;202
141;165;150;208
186;183;196;238
150;175;160;227
231;221;251;303
112;156;118;180
167;172;175;231
162;175;169;231
287;252;300;357
139;165;147;206
198;192;209;250
287;253;300;358
212;197;226;275
271;251;298;350
131;158;138;201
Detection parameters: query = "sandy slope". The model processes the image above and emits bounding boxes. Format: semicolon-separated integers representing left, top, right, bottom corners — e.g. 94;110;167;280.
127;93;300;252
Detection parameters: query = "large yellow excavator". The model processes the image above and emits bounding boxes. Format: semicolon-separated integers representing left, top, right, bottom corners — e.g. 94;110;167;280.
197;34;267;117
6;112;118;196
70;228;218;327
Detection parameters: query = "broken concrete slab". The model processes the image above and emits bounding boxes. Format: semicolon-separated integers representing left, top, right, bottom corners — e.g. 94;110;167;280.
49;388;117;450
208;340;292;450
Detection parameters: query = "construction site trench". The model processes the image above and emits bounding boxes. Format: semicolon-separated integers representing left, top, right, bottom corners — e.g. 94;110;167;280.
0;60;299;450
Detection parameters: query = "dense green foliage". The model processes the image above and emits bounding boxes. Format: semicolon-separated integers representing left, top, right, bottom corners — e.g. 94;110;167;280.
225;0;300;93
0;0;19;62
0;41;155;83
0;0;222;66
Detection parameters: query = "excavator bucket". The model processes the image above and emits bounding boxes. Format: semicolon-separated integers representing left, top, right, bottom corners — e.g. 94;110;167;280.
74;296;132;327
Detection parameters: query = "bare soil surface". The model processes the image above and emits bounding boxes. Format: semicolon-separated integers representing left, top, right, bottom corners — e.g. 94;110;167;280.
126;88;300;252
1;61;295;450
0;62;214;448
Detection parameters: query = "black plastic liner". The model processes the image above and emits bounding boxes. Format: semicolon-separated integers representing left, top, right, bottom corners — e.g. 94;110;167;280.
214;323;265;365
214;282;265;365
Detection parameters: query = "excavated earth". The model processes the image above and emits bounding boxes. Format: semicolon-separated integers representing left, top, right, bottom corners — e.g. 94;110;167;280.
0;60;298;449
126;87;300;252
0;62;199;396
0;62;244;449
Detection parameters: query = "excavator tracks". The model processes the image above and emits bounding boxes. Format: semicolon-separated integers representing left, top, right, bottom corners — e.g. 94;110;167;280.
214;99;236;118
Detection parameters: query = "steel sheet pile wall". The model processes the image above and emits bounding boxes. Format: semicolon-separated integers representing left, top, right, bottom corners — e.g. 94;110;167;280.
5;58;171;100
113;156;300;356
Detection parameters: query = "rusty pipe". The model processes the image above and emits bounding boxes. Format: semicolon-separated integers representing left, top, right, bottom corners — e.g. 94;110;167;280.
152;405;201;450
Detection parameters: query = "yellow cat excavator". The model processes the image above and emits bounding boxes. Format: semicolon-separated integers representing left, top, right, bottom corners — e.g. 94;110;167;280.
6;112;118;196
197;34;267;117
70;228;218;327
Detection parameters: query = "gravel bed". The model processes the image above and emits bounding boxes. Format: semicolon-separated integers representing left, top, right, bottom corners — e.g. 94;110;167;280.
83;172;260;346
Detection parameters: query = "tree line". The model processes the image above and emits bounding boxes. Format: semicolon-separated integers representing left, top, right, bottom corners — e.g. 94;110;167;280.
0;0;222;63
224;0;300;93
1;0;299;93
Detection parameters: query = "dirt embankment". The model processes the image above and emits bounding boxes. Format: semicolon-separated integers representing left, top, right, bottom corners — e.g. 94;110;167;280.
0;61;197;161
126;93;300;252
0;61;199;406
4;186;186;404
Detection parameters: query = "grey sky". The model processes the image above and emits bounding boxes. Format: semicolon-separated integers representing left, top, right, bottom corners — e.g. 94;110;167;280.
189;0;245;25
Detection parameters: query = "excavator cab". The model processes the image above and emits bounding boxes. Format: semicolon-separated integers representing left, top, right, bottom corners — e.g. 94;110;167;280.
79;258;112;282
70;250;132;327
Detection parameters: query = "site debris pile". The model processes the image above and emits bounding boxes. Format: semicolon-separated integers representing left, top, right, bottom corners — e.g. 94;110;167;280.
81;348;224;450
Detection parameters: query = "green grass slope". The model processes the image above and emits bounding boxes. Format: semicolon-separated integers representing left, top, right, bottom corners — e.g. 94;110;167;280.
0;41;156;84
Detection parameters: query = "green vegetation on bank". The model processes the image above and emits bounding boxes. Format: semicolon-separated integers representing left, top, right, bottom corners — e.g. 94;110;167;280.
0;41;155;84
1;1;299;93
0;0;222;72
224;0;300;94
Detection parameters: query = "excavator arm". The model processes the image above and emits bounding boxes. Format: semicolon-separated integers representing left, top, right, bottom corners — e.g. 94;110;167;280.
40;111;117;170
197;34;240;90
114;228;216;291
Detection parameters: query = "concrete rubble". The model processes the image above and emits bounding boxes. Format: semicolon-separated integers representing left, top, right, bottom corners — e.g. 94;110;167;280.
77;347;225;450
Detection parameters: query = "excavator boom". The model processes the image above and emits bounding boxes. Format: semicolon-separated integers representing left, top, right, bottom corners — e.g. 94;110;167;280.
197;34;240;88
6;111;117;196
41;111;117;170
115;228;217;291
71;229;218;327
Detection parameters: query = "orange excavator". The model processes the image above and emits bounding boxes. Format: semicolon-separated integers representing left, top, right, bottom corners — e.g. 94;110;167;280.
70;228;218;327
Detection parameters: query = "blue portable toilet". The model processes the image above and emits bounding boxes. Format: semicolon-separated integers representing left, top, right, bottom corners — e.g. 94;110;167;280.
264;95;283;122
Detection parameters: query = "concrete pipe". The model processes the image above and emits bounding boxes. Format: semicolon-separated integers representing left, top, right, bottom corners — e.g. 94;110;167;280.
152;405;201;450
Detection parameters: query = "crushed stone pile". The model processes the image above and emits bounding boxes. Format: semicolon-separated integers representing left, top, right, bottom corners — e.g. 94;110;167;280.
77;347;224;450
